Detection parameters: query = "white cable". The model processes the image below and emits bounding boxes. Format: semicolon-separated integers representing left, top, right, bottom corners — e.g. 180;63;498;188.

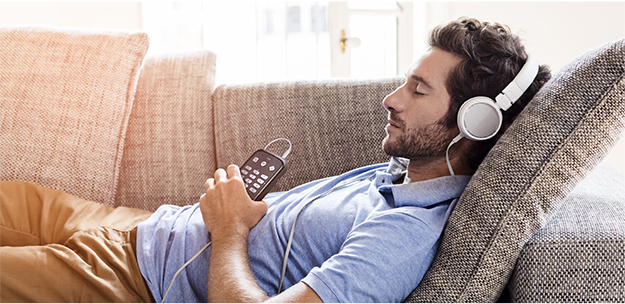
164;136;459;299
163;139;292;301
161;242;212;303
446;134;464;176
264;138;292;159
277;175;370;293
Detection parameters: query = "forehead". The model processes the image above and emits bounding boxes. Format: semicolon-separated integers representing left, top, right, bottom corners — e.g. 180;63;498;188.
405;47;462;91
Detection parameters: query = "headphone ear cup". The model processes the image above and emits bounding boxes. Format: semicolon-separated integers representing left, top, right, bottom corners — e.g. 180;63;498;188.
457;96;503;141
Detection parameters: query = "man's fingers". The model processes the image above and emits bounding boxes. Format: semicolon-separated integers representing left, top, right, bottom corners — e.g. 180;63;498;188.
205;178;215;190
214;168;227;182
227;164;242;180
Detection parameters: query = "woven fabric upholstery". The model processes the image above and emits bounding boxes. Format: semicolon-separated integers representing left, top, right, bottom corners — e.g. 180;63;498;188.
212;78;403;192
507;164;625;302
115;50;217;211
0;26;148;206
407;38;625;302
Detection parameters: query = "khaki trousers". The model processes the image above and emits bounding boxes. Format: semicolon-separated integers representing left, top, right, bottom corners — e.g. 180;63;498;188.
0;180;154;302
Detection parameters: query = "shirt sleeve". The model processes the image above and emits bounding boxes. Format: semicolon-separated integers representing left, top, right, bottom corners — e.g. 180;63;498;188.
300;203;451;303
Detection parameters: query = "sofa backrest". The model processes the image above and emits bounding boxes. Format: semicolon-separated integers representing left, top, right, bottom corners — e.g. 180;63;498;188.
115;50;217;211
211;78;403;192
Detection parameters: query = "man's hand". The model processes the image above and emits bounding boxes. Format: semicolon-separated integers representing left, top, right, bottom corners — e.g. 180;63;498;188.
199;164;268;241
200;165;322;303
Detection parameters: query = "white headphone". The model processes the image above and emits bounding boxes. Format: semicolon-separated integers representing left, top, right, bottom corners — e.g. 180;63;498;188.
446;54;539;176
456;54;539;141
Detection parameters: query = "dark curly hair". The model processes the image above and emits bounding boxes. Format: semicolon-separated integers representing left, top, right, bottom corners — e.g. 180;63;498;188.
429;17;552;171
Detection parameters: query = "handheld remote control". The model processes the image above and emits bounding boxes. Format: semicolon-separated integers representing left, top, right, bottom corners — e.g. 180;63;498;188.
240;149;288;201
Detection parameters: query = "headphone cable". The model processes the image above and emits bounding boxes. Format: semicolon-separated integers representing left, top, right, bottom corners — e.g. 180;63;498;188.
446;134;463;176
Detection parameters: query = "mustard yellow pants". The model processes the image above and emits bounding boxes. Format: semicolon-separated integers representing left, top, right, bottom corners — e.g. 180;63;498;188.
0;180;154;302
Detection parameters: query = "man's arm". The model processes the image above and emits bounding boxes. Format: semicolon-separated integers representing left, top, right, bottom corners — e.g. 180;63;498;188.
200;165;322;303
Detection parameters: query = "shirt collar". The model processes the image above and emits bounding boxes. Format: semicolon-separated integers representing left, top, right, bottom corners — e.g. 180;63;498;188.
386;156;410;182
381;157;471;208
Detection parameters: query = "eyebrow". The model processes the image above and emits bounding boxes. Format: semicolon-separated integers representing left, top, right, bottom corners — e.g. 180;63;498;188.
407;73;433;90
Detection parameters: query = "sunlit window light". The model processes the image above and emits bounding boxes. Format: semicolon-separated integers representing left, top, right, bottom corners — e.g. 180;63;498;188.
142;1;408;85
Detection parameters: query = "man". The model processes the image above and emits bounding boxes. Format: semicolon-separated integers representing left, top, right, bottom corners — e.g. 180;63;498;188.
0;17;550;303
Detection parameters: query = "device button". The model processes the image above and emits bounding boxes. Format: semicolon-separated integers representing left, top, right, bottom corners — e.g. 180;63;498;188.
260;161;267;167
261;174;268;179
269;166;275;172
253;183;261;189
253;170;260;175
245;165;252;171
257;179;264;184
250;188;257;193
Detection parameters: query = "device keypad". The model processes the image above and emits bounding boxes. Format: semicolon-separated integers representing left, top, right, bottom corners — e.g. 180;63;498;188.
240;150;286;200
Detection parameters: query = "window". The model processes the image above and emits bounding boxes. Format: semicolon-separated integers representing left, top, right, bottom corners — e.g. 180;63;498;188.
142;1;413;84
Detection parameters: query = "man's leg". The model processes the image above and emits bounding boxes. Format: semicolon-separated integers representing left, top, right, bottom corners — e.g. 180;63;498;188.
0;180;150;246
0;180;154;302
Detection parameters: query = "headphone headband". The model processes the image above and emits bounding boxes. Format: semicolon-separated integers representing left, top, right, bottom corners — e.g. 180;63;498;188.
495;54;539;111
456;53;540;142
449;53;539;175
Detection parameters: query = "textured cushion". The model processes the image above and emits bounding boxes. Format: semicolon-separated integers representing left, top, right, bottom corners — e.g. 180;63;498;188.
0;26;149;206
508;164;625;302
115;50;217;211
212;78;402;192
407;38;625;302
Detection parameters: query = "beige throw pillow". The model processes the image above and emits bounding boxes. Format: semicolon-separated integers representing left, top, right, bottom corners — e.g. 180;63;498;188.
0;26;149;206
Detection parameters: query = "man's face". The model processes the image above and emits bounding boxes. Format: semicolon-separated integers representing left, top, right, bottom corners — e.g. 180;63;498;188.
382;47;462;160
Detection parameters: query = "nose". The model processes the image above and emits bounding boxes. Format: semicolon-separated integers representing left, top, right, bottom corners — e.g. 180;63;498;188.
383;85;404;113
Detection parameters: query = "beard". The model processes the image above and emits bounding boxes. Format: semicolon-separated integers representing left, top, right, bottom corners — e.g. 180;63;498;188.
383;113;453;159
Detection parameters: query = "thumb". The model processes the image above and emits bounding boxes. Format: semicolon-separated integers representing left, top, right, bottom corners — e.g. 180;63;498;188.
248;200;268;229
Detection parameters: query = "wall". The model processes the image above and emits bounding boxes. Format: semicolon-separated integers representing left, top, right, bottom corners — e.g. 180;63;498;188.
0;1;142;29
426;2;625;73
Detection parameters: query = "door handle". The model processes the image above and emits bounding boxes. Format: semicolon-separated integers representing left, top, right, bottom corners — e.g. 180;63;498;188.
340;29;361;54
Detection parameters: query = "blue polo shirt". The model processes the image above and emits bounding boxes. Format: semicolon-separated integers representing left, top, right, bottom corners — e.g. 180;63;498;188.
137;157;470;303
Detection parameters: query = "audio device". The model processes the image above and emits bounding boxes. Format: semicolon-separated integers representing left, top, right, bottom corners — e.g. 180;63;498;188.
161;138;291;303
446;54;539;175
456;54;539;141
241;148;289;201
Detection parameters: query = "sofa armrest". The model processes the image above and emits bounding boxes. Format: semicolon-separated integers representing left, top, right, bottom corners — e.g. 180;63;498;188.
507;164;625;302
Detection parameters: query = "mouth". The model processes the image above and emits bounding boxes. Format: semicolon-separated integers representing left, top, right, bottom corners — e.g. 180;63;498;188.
387;120;400;128
387;114;404;130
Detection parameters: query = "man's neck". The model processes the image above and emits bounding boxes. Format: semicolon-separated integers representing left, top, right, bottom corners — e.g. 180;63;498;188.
405;155;473;182
405;157;452;182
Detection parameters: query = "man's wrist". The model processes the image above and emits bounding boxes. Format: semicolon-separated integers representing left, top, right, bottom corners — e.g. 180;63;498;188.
210;225;250;244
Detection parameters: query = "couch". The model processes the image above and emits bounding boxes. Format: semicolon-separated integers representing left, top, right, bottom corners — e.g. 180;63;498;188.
1;26;624;302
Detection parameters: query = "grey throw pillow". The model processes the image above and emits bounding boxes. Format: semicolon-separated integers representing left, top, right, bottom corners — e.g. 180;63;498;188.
406;38;625;302
115;50;217;211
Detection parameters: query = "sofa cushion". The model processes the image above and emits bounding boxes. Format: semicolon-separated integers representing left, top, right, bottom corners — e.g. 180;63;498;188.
212;78;402;192
508;163;625;302
0;26;148;206
115;50;217;211
407;38;625;302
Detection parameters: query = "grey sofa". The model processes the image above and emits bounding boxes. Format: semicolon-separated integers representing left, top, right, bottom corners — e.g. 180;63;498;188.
1;26;624;302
